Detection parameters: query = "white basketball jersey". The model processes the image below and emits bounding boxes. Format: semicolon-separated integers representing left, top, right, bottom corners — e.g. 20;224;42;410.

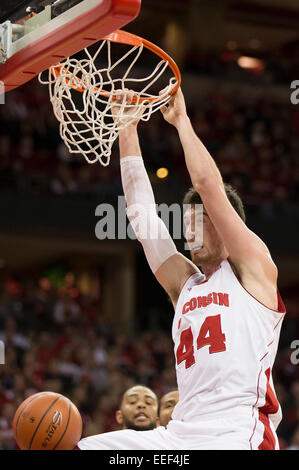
172;259;285;431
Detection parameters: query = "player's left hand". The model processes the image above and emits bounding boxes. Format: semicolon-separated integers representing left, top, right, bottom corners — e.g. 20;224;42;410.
111;89;145;128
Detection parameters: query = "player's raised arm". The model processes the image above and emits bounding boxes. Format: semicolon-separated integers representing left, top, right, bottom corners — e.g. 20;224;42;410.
113;91;199;307
160;87;278;310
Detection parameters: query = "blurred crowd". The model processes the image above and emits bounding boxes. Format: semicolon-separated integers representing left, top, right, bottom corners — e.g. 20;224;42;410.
0;272;177;450
183;47;299;88
0;271;297;450
0;75;298;223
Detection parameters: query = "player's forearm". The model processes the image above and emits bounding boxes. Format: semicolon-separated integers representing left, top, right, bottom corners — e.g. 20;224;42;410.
118;125;142;159
176;116;223;189
120;152;177;275
118;125;155;207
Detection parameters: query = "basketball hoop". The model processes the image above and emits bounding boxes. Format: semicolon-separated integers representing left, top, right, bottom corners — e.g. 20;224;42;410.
39;30;181;166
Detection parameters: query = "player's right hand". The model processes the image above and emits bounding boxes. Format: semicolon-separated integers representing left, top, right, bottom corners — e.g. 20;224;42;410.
159;87;188;128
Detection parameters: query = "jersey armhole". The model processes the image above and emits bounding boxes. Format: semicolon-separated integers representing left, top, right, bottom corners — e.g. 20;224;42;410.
175;271;205;312
227;259;286;314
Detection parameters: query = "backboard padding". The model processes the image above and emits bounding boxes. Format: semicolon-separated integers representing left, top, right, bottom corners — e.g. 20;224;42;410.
0;0;141;92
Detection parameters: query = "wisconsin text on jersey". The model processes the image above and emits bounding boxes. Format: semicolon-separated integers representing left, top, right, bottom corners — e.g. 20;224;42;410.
182;291;229;314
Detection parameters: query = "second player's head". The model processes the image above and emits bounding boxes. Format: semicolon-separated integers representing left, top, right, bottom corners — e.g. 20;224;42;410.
158;390;179;427
183;184;245;266
115;385;159;431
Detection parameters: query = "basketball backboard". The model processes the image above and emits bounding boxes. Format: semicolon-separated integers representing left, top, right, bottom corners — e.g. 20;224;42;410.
0;0;141;92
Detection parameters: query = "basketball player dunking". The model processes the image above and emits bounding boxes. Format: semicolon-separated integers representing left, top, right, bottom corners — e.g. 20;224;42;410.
77;88;286;450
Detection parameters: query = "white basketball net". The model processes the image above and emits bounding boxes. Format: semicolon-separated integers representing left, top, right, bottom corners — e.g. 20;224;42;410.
39;38;178;165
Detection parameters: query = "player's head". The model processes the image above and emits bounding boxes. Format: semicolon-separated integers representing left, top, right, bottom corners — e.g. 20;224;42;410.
183;184;245;266
115;385;159;431
158;390;179;427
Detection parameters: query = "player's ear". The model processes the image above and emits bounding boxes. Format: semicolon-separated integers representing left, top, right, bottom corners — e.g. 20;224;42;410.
156;416;160;427
115;410;123;426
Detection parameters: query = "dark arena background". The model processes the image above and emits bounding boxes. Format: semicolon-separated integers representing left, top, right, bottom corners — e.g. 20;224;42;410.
0;0;298;450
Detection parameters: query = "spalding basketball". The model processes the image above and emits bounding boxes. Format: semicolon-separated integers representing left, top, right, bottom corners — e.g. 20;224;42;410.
12;391;82;450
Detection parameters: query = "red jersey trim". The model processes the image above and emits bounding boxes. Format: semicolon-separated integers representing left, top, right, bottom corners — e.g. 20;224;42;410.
258;368;279;450
258;411;276;450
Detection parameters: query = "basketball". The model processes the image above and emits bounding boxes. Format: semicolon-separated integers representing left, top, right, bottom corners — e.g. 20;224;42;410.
12;392;82;450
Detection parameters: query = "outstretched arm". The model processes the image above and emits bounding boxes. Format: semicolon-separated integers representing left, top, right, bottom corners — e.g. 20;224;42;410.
160;89;223;188
115;94;199;307
160;88;278;309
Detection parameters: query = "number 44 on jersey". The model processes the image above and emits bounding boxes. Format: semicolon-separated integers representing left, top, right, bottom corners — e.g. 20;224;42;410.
176;314;226;369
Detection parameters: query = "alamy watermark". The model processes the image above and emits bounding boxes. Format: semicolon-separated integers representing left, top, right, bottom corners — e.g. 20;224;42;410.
95;197;203;251
0;340;4;364
290;80;299;105
290;340;299;365
0;80;4;104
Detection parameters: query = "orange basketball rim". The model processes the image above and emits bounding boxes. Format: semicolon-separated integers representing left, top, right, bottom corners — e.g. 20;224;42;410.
51;29;181;103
